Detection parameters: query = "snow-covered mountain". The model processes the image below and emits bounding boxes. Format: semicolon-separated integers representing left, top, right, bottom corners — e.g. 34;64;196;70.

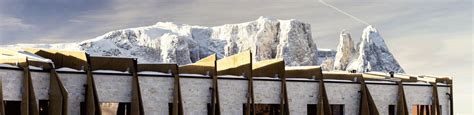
2;18;404;73
339;26;404;73
3;17;318;66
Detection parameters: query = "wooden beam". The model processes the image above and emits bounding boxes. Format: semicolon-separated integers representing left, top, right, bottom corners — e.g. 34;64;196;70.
172;65;184;115
0;73;4;115
130;59;144;115
85;54;102;115
21;62;40;115
48;65;69;115
317;79;332;115
285;66;322;79
216;51;252;76
396;81;408;115
23;48;88;70
89;56;135;72
359;78;379;115
179;54;216;76
211;58;221;115
430;83;441;115
252;59;284;77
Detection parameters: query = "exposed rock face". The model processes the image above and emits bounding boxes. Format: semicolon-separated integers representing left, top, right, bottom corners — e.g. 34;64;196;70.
212;17;318;66
333;30;356;71
347;26;405;73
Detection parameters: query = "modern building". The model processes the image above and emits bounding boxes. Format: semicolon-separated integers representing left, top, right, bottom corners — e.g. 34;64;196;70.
0;48;452;115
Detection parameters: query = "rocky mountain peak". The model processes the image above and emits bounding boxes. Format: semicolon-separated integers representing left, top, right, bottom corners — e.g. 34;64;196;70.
347;25;405;73
333;30;356;70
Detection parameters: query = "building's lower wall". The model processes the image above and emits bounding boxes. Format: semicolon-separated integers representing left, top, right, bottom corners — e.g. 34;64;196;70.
0;69;451;115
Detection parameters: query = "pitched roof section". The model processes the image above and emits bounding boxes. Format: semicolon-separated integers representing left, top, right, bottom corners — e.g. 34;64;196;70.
23;48;88;70
252;59;284;77
285;66;323;79
216;51;252;76
179;54;216;75
89;56;135;72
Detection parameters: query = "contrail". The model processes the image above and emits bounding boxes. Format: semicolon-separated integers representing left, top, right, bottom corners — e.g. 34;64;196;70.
318;0;370;25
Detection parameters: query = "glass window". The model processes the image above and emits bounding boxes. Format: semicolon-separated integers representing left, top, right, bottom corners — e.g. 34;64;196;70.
243;104;281;115
411;105;442;115
388;105;396;115
307;104;344;115
39;100;50;115
4;101;21;115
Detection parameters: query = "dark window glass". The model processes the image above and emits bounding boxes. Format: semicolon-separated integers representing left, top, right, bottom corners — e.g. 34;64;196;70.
80;102;86;115
243;104;281;115
307;104;317;115
168;103;184;115
307;104;344;115
5;101;21;115
388;105;396;115
39;100;50;115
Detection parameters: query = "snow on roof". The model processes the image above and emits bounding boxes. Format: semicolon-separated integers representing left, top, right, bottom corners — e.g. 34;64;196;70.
17;50;53;63
285;66;320;70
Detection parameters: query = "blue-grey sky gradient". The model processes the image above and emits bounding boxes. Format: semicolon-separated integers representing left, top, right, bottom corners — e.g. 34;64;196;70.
0;0;472;114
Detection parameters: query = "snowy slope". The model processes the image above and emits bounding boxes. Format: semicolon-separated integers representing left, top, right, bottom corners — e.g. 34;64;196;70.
3;17;318;66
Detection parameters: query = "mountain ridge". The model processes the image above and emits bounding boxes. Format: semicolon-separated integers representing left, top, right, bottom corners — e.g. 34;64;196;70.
2;17;404;73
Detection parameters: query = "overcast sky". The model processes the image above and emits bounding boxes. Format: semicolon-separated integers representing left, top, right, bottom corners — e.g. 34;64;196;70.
0;0;472;113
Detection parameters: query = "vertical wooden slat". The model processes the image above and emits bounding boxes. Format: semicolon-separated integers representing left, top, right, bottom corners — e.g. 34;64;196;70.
58;73;69;115
177;71;184;115
449;84;453;115
358;78;379;115
19;63;40;115
246;53;255;115
280;73;290;115
27;67;39;115
0;75;5;115
246;73;255;115
431;83;441;115
85;55;102;115
211;59;221;115
419;105;424;115
48;68;63;115
172;64;183;115
21;67;29;115
130;59;144;115
396;81;408;115
251;53;255;115
317;79;332;115
172;73;179;115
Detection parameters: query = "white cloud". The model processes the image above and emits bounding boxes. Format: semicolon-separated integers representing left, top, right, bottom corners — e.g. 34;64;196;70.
0;16;33;31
